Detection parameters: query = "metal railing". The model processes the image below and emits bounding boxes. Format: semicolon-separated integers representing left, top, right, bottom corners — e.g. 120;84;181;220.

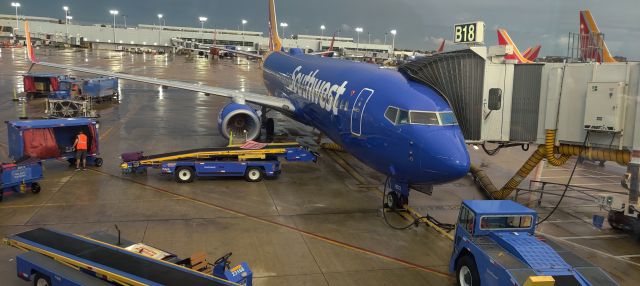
566;32;606;63
513;180;627;207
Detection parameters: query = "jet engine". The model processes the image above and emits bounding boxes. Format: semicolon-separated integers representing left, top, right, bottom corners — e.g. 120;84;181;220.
217;103;261;141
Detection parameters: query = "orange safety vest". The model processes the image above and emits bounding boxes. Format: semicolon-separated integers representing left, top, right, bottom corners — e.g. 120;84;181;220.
77;134;88;150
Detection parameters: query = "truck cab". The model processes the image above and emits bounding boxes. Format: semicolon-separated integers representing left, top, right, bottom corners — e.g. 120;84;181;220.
449;200;618;286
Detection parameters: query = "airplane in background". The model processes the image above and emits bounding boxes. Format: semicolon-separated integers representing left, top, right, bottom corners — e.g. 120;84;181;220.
579;10;617;63
521;45;541;61
23;0;470;208
496;29;541;63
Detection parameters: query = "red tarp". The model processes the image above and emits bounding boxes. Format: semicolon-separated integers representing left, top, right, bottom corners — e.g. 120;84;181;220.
50;77;59;91
88;125;98;154
23;76;36;92
23;128;60;159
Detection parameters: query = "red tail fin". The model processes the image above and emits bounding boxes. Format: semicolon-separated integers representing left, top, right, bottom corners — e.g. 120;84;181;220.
322;32;336;57
496;29;532;63
436;39;445;53
523;45;541;61
579;10;616;63
24;21;37;62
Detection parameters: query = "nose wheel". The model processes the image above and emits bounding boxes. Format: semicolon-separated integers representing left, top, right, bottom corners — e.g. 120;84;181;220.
386;191;404;210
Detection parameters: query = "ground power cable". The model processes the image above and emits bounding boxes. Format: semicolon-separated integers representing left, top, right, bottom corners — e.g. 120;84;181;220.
536;131;591;226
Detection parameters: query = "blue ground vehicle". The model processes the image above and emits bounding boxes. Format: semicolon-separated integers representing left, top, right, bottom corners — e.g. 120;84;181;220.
6;228;253;286
450;200;619;286
50;76;118;101
0;158;42;201
6;119;103;167
121;142;317;183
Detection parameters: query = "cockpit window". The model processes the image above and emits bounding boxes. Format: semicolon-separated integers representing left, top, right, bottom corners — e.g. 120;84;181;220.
385;107;457;126
409;111;439;125
397;110;409;124
438;112;458;125
384;107;398;124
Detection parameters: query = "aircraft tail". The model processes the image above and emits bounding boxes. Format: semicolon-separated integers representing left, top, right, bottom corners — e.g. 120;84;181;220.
322;32;336;57
24;21;37;62
267;0;282;51
579;10;616;63
523;45;541;61
436;39;445;53
496;29;532;63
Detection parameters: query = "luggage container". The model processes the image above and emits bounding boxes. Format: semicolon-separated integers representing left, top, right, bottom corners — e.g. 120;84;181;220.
1;157;42;202
6;119;103;167
22;73;70;97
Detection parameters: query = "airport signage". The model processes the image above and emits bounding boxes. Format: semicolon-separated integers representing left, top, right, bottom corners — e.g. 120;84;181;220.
454;21;485;44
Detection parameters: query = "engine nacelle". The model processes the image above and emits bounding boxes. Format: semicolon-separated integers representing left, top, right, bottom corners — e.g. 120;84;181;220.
217;103;261;141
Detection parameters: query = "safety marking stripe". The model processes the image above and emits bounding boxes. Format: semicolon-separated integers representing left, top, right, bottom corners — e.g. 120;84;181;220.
88;168;454;279
559;234;629;240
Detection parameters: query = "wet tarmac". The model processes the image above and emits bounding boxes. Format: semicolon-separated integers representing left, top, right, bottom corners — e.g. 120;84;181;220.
0;47;638;285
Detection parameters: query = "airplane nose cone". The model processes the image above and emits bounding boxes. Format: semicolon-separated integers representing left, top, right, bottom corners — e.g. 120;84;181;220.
420;128;470;183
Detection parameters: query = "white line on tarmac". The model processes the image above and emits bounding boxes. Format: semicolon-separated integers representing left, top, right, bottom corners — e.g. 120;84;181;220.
617;254;640;258
558;234;629;240
540;175;620;179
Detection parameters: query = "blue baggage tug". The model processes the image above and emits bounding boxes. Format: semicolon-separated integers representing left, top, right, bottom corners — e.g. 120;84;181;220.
5;228;252;286
0;158;42;201
6;118;103;167
450;200;619;286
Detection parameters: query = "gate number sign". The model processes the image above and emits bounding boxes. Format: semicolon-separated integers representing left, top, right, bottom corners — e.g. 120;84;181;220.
454;21;485;44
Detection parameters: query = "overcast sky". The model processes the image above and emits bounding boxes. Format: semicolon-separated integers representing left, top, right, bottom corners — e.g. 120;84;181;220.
3;0;639;59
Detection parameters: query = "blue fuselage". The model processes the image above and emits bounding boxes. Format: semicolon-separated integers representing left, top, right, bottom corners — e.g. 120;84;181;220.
262;51;470;185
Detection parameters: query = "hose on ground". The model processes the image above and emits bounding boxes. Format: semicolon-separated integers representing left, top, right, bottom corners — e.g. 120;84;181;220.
321;142;345;152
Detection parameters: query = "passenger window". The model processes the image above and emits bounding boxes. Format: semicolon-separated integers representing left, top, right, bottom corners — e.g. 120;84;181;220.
410;111;439;125
457;206;475;234
397;110;409;124
384;107;398;124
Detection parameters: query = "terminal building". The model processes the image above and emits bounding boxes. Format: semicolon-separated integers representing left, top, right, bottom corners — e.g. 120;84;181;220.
0;14;392;57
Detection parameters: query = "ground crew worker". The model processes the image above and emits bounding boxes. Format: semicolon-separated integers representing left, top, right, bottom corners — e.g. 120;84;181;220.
74;130;88;170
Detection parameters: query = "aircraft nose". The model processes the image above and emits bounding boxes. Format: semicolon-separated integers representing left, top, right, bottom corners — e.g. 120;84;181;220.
420;129;470;183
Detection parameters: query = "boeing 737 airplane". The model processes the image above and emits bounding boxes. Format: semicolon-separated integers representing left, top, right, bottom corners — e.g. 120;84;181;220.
23;0;470;208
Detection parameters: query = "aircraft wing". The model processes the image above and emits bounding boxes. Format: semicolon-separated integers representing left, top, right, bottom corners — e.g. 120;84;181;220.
308;50;336;56
33;60;294;112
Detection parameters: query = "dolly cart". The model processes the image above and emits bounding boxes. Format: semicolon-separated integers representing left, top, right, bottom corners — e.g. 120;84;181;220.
1;157;42;201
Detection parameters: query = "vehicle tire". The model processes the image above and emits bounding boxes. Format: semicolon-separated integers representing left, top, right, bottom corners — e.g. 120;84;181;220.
33;274;51;286
31;183;41;194
175;167;195;183
245;167;263;182
94;157;103;167
386;191;402;210
456;255;480;286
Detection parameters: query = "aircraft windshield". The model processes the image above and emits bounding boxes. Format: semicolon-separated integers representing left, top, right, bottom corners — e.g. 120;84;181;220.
385;107;459;126
479;215;534;230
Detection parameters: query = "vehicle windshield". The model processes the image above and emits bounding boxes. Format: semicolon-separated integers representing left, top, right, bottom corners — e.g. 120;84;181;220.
479;215;534;230
58;82;71;91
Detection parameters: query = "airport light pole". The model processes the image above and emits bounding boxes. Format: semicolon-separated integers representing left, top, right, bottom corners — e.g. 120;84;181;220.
199;17;207;44
279;22;288;40
11;2;20;33
109;10;118;45
390;29;397;52
355;27;363;52
63;6;69;41
241;19;247;47
157;14;163;45
320;25;325;47
384;32;387;45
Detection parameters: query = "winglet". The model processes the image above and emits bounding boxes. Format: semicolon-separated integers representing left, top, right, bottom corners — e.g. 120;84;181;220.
267;0;282;52
24;21;37;63
496;29;532;64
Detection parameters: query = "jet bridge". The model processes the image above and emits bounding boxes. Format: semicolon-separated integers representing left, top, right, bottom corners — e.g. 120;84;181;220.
399;46;640;201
